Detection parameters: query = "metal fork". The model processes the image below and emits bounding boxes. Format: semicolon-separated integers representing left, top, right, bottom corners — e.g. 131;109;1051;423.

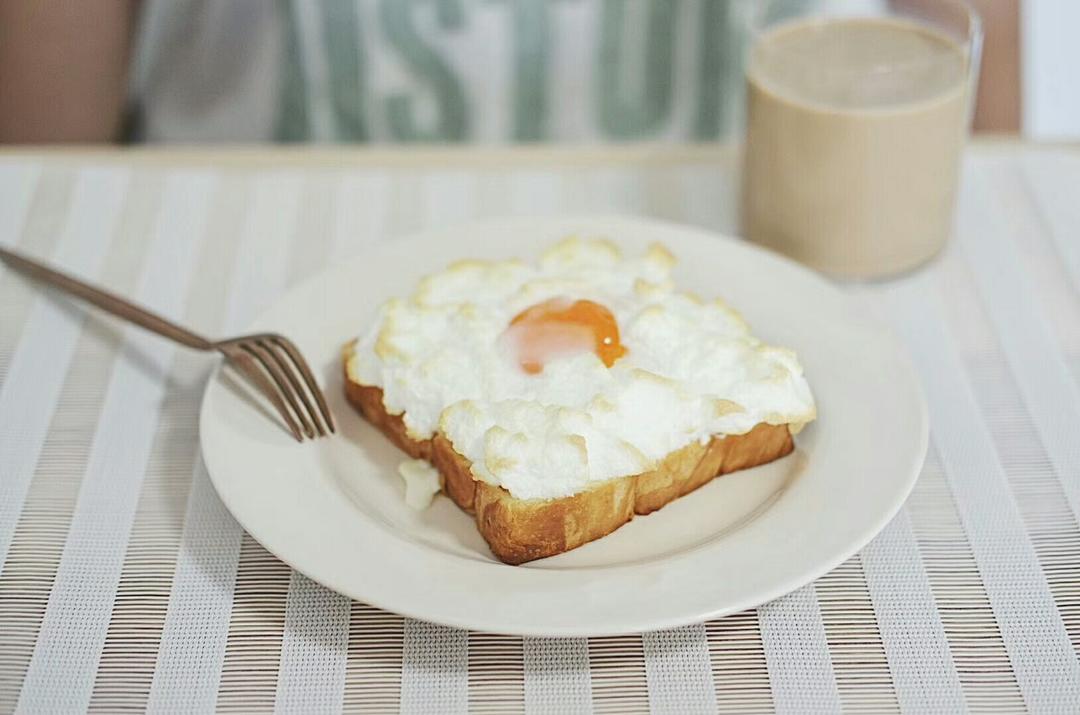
0;245;334;442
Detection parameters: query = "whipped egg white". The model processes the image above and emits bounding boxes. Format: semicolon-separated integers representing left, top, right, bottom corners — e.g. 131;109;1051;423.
351;238;815;501
397;459;442;510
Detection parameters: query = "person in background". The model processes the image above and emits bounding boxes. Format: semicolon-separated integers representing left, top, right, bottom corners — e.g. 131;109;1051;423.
0;0;1017;145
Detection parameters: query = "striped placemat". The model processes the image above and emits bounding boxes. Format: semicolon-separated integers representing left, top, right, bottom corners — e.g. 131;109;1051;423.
0;145;1078;714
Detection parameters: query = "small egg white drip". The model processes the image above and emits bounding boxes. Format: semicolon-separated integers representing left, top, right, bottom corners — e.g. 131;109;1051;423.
352;238;816;501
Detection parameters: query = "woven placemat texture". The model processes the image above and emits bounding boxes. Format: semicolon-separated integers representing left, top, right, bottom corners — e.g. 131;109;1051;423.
1;147;1078;713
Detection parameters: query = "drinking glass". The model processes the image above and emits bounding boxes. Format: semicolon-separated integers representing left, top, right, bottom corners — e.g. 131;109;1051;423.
741;0;982;279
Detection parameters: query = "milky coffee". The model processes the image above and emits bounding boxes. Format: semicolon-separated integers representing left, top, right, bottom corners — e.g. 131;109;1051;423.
742;17;970;278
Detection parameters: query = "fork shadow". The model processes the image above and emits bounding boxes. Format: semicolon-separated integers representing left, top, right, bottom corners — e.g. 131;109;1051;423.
218;368;289;434
50;285;298;438
44;289;202;392
35;284;383;650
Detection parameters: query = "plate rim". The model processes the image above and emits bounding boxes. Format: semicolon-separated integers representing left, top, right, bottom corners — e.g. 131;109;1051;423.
199;214;929;636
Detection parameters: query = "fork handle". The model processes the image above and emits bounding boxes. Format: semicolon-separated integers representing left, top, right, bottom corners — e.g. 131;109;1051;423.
0;245;215;351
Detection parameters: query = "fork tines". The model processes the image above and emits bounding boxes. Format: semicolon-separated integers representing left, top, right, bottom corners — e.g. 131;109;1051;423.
224;334;335;442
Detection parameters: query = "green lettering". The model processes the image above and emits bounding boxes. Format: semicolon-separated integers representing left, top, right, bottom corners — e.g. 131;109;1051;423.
379;0;469;142
275;0;311;141
596;0;679;139
324;0;368;141
694;0;730;139
507;0;550;142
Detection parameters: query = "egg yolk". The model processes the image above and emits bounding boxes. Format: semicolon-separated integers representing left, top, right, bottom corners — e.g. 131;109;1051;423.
508;298;627;374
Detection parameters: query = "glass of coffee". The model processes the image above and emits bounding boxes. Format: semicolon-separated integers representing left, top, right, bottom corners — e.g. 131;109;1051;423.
741;0;981;279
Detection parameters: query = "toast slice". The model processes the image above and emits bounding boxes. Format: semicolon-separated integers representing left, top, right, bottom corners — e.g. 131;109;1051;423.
343;340;795;564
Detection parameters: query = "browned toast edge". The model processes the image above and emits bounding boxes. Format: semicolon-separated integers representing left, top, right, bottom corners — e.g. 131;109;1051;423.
343;341;794;564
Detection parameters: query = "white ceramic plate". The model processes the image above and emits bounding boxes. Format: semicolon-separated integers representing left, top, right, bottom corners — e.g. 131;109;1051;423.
200;216;927;637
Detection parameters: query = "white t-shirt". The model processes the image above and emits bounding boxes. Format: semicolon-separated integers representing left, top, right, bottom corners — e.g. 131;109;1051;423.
131;0;868;143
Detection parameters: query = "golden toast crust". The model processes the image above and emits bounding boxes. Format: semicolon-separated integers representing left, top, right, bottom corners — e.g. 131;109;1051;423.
343;341;794;564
